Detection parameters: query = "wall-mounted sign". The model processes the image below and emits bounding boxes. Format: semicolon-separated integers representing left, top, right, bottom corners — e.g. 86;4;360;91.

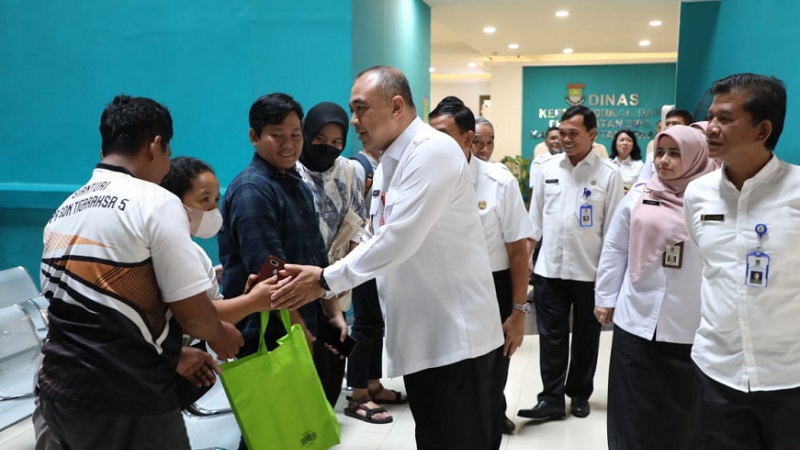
522;64;677;158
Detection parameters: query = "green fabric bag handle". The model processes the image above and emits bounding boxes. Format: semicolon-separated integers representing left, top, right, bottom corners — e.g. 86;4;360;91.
257;309;292;354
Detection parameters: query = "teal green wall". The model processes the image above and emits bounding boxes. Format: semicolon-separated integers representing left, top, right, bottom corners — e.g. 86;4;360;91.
522;64;677;158
352;0;431;119
0;0;431;286
676;0;800;163
0;0;354;188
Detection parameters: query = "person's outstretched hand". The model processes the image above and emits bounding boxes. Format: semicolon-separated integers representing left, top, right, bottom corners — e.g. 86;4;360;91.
271;264;326;310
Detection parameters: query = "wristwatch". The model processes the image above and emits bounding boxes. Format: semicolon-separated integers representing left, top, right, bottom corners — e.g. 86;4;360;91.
318;270;330;290
513;302;531;314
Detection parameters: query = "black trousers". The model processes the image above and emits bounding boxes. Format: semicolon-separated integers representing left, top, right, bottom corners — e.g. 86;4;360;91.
533;276;600;405
404;351;496;450
697;367;800;450
607;326;701;450
40;392;189;450
490;269;512;450
346;279;384;389
313;312;346;408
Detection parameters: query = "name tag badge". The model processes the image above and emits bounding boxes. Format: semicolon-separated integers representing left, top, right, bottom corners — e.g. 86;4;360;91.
662;242;684;268
701;214;725;222
545;179;559;184
643;199;661;206
579;204;593;227
745;251;769;288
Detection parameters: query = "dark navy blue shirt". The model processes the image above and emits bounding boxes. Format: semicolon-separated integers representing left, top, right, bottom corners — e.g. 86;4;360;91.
218;154;328;351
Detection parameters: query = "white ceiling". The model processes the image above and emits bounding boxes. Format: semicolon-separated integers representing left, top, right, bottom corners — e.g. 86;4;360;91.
425;0;682;79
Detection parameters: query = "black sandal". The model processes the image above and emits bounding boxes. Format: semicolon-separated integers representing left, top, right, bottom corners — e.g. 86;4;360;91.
344;398;393;424
369;385;408;405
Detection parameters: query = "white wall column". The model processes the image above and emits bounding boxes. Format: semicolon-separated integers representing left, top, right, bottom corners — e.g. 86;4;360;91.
488;64;523;160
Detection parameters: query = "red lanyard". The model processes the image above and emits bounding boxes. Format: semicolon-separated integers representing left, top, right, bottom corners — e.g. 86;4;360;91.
379;192;386;226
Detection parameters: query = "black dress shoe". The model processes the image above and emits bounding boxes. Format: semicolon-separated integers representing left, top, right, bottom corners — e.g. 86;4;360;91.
571;398;591;418
502;416;516;434
517;400;566;421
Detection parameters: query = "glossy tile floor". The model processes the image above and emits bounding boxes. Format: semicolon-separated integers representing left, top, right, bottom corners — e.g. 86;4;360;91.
0;329;612;450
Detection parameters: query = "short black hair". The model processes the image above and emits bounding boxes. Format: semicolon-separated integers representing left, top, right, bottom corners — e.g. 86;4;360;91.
428;96;475;133
161;156;214;200
99;95;173;157
358;66;416;110
610;129;642;161
249;93;304;137
561;105;597;130
710;73;786;150
666;108;694;125
546;126;560;135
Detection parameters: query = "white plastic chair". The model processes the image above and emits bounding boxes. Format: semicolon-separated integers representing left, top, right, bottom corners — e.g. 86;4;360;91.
0;266;40;309
0;302;43;430
20;295;49;342
183;379;241;450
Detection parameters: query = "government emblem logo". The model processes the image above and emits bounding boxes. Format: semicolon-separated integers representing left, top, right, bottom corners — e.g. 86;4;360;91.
565;83;585;106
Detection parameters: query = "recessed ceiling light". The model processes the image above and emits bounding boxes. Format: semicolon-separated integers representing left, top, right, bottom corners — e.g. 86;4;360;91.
555;10;569;18
563;48;574;54
429;67;436;73
649;20;662;27
483;26;496;34
468;62;478;68
508;43;520;50
639;40;652;47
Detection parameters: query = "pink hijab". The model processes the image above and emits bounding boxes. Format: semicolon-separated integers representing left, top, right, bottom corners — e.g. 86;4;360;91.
628;125;714;283
690;121;709;133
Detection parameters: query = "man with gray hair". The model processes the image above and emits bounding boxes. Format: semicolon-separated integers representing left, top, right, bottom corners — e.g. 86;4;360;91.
471;116;496;161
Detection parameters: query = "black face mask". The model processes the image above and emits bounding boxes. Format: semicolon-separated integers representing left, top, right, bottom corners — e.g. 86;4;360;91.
300;144;342;172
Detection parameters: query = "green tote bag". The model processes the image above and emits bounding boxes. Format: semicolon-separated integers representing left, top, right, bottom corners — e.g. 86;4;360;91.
220;310;340;450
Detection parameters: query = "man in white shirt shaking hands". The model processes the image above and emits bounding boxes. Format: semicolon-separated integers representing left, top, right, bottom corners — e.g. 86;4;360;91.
272;66;504;450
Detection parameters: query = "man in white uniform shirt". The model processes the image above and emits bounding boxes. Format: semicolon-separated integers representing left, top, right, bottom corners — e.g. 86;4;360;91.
684;73;800;448
532;126;563;160
272;66;504;450
519;105;623;422
429;96;535;444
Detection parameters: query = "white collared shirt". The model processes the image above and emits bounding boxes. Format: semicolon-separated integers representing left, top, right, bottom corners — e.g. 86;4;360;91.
610;157;645;188
685;155;800;392
637;150;656;184
325;117;503;377
595;184;702;344
470;156;534;272
528;151;624;282
529;153;557;188
528;144;607;187
532;142;554;160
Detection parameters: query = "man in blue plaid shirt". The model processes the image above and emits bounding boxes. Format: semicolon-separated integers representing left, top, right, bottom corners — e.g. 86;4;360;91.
218;93;333;364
